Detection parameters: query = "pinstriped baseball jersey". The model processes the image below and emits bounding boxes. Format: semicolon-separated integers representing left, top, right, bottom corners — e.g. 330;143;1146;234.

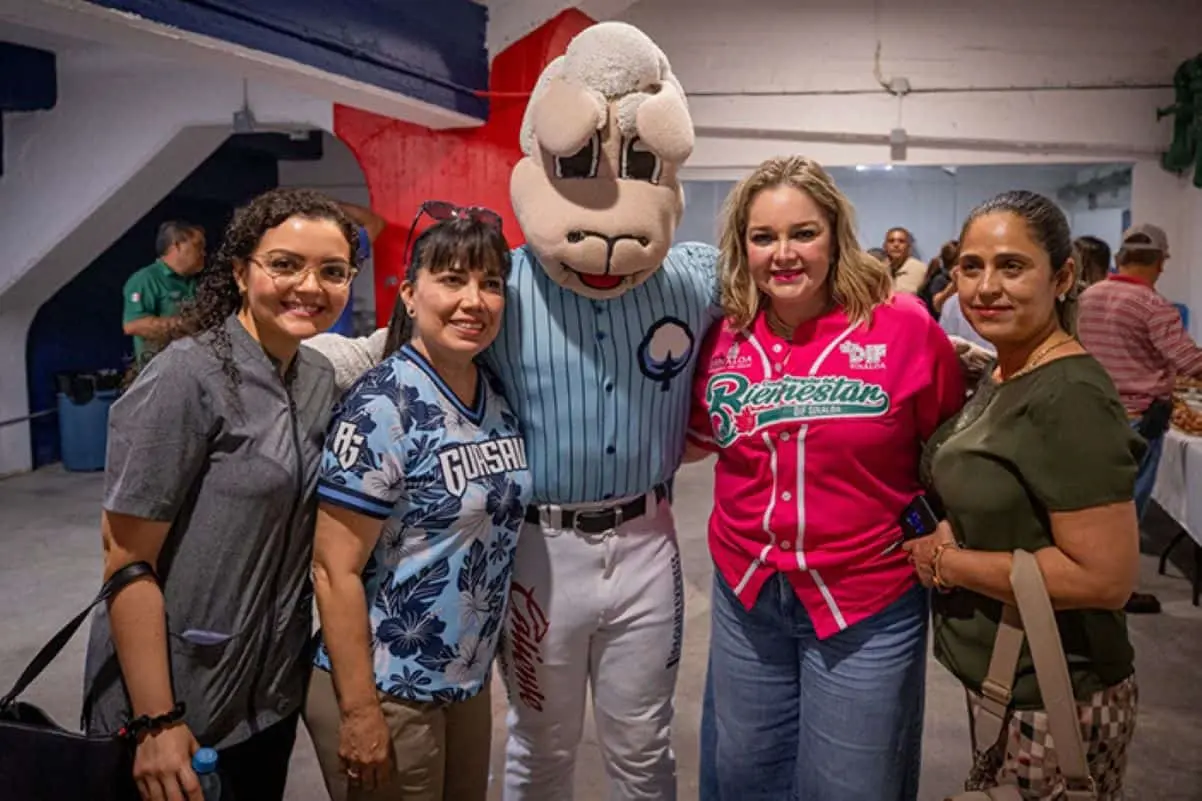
487;243;722;505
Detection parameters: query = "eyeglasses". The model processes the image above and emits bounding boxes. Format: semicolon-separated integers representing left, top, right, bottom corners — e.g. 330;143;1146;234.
249;254;358;288
402;200;505;276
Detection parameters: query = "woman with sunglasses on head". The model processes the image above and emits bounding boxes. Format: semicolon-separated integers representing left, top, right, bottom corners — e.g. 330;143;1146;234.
306;201;506;395
302;209;530;801
82;188;359;801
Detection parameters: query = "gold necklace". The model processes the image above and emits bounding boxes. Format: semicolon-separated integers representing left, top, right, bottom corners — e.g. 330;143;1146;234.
999;334;1076;382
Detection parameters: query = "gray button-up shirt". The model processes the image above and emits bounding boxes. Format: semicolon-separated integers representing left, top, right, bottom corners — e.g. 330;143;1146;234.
83;315;335;748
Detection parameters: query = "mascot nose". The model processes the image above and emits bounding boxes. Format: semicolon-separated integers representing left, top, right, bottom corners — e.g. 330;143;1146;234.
566;229;650;247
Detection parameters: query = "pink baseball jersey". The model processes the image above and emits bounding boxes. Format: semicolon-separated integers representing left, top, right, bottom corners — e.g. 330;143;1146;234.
688;293;965;638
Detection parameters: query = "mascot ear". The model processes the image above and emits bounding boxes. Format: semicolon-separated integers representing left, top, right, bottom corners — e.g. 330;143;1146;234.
532;76;607;157
632;75;694;165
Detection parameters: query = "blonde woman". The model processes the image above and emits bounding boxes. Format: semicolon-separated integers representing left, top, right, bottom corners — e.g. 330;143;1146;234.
686;156;964;800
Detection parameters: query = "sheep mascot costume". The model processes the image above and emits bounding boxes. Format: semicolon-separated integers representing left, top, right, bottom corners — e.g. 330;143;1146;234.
307;21;721;801
494;22;719;801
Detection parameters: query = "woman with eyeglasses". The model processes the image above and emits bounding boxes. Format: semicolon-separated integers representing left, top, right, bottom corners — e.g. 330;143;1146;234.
82;188;359;801
302;209;529;801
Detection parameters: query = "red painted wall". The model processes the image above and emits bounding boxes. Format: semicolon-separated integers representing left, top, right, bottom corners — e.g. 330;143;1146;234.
333;9;596;328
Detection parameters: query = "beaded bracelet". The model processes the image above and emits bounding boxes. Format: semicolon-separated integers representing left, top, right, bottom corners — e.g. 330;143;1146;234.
118;702;187;741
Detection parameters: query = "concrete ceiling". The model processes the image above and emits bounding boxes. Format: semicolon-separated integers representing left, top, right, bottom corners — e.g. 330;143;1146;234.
0;19;100;54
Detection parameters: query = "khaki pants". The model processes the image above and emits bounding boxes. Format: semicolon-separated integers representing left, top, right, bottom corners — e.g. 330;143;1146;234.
304;667;493;801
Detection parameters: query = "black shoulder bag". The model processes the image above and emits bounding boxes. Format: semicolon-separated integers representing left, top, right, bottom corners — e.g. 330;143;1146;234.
0;561;160;801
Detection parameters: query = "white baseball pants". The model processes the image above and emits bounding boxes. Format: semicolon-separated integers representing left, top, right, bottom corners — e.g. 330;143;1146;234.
499;494;684;801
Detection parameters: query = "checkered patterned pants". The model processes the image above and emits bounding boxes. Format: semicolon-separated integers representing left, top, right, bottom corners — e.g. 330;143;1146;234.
963;675;1138;800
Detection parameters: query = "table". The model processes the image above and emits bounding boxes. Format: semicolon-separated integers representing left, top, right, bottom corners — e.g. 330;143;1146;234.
1151;427;1202;605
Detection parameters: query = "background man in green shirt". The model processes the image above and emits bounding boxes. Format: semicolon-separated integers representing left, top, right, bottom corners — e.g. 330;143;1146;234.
122;220;206;363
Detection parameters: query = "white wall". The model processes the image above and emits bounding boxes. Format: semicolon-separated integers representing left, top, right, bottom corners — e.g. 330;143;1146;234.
619;0;1199;174
0;43;334;476
677;164;1127;260
1131;161;1202;337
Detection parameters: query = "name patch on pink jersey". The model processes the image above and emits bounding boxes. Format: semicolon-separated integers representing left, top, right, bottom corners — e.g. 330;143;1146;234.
704;373;891;446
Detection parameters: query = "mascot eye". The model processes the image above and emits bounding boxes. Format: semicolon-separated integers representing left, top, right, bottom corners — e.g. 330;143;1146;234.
620;137;662;184
555;133;601;179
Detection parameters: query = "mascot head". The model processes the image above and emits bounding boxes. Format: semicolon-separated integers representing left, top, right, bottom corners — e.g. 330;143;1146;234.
511;21;694;299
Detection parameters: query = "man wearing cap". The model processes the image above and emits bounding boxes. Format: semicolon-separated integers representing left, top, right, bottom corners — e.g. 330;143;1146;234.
1078;223;1202;613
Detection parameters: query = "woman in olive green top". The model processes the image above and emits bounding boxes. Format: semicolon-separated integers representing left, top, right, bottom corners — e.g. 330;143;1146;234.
904;190;1143;800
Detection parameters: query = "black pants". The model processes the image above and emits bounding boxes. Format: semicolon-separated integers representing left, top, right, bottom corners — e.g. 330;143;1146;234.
218;711;301;800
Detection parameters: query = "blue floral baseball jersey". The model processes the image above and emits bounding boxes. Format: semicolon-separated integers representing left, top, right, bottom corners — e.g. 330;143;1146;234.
314;343;532;704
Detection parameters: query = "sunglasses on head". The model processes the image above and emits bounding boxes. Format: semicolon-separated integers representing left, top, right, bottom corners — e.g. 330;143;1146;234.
401;200;504;277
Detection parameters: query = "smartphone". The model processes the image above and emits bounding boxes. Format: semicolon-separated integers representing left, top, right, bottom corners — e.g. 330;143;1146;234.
899;495;940;541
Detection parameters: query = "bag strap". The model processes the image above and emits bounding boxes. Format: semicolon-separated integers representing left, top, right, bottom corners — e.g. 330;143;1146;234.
1009;550;1095;800
973;551;1096;801
0;561;156;708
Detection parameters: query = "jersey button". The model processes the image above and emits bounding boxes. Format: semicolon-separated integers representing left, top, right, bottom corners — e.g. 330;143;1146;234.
606;445;616;454
774;363;783;373
780;540;791;549
781;491;792;501
780;431;790;442
605;382;614;392
773;344;783;353
594;303;605;314
596;331;608;342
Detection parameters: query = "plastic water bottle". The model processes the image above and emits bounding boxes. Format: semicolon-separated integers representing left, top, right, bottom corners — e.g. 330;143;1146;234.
192;748;222;801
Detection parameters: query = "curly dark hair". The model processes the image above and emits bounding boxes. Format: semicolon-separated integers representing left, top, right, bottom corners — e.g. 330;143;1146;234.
139;187;359;389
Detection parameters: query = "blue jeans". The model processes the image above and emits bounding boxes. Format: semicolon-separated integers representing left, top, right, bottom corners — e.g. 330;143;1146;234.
1131;418;1165;523
701;571;928;801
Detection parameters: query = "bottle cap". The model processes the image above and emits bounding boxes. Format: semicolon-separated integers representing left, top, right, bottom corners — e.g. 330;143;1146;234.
192;747;218;774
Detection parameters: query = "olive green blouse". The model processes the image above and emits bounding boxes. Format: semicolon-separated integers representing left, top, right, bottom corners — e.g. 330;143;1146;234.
922;354;1144;709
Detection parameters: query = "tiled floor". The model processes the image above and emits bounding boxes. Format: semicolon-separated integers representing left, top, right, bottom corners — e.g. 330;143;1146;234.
2;463;1200;799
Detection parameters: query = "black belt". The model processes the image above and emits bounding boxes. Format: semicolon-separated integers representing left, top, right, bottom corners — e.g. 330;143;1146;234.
524;483;670;534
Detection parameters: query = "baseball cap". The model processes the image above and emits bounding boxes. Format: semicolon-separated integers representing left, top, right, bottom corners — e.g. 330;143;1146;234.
1120;223;1169;255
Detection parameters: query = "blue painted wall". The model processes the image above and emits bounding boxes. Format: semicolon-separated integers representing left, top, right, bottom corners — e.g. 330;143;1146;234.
85;0;490;119
0;41;56;176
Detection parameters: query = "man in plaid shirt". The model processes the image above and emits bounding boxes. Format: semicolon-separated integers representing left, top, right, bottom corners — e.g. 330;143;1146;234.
1078;222;1202;613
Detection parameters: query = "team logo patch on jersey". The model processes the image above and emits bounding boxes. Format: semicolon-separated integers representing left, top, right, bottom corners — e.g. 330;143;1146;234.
705;373;890;446
638;317;695;390
841;341;887;370
709;339;753;370
438;436;528;498
331;420;366;469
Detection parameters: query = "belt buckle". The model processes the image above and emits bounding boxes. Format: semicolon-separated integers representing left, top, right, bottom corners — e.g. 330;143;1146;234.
573;505;623;536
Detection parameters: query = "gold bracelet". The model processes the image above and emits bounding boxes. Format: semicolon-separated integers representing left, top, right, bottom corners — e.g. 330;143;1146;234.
931;541;961;592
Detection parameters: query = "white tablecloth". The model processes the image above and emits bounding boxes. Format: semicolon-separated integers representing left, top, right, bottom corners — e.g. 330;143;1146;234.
1151;427;1202;547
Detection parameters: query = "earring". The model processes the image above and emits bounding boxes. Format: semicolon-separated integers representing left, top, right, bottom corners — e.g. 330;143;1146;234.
1058;293;1066;302
406;307;415;316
